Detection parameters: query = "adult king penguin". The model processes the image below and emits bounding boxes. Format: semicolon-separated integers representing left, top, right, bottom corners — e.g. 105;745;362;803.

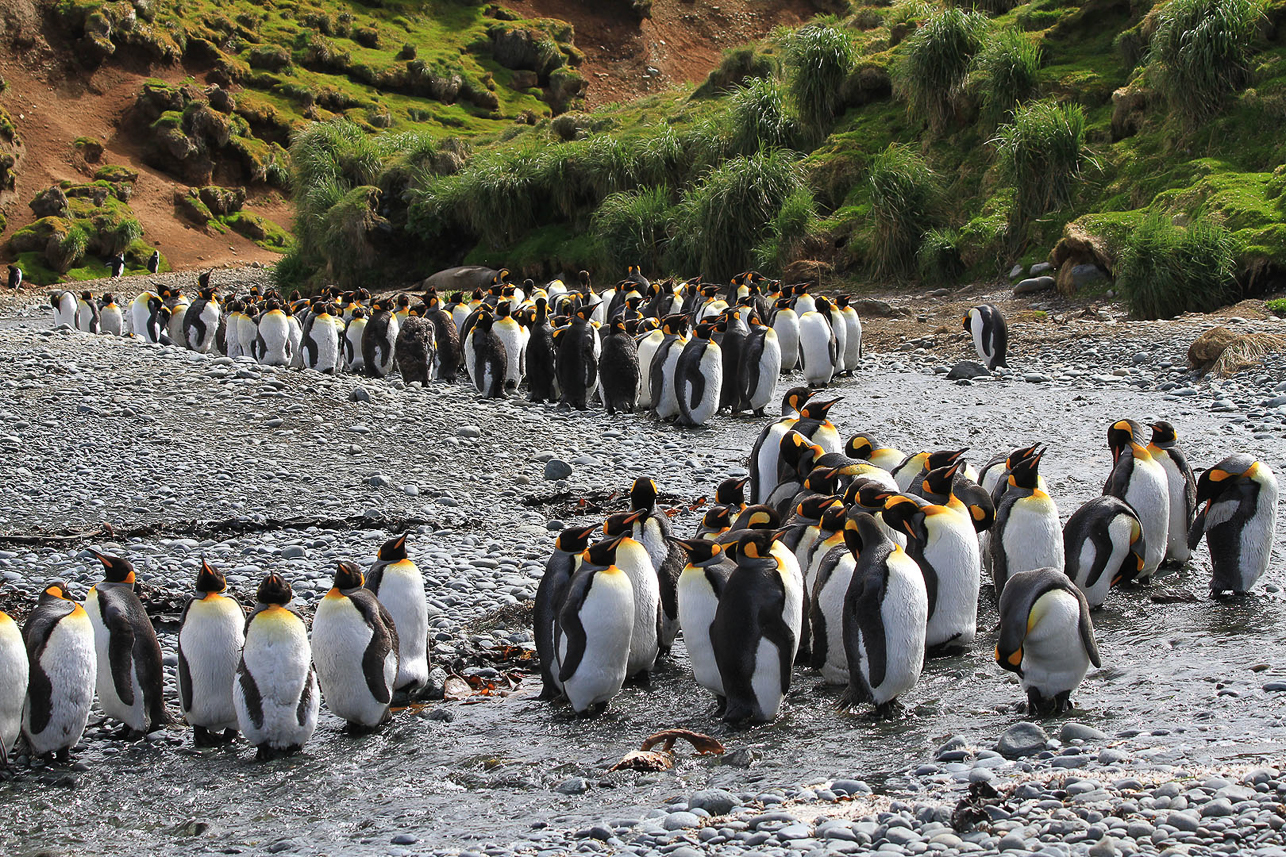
675;539;735;709
1191;454;1279;595
963;305;1008;369
0;588;29;765
1103;419;1170;581
183;286;221;353
555;536;636;715
178;559;245;746
312;561;399;730
1062;496;1145;609
98;293;124;336
989;446;1062;598
534;525;598;700
676;321;723;427
366;533;430;695
1147;420;1197;565
362;299;400;378
465;310;508;398
22;582;96;761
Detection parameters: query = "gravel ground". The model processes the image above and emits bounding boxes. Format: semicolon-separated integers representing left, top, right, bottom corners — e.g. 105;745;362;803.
1;278;1285;856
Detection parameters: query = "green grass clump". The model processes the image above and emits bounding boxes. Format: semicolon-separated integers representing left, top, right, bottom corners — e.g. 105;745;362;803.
693;45;777;98
897;7;988;132
752;185;817;274
992;99;1089;225
591;185;674;274
784;22;856;140
867;143;941;279
728;76;801;155
1265;297;1286;316
916;227;964;286
971;29;1041;124
1117;214;1241;319
1148;0;1264;125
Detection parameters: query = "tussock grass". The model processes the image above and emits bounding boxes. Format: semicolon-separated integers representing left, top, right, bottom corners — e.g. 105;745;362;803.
785;23;856;139
1118;214;1241;319
867;143;941;279
591;185;675;275
1213;332;1286;376
752;186;817;274
1148;0;1264;124
971;29;1041;124
694;45;778;98
916;227;964;286
729;77;801;154
896;7;988;132
992;99;1089;224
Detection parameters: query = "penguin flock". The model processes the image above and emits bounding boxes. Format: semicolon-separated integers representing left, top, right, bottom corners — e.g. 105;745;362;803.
50;267;877;427
0;534;431;763
536;388;1279;721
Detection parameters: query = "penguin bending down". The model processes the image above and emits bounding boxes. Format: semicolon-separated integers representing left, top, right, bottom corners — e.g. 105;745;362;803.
83;551;167;737
52;290;77;328
963;304;1008;369
312;561;399;730
234;574;320;760
183;287;221;353
76;291;101;334
674;539;735;708
99;294;124;336
841;512;928;716
989;446;1062;599
22;583;96;761
1103;419;1170;580
996;567;1100;716
602;511;662;680
1063;496;1145;609
676;321;723;427
178;559;245;746
393;316;436;385
1146;420;1197;565
711;530;802;723
0;592;29;765
366;533;430;695
465;311;508;398
344;307;368;373
362;300;400;378
599;319;640;415
1191;454;1279;595
555;536;636;714
535;525;599;700
556;307;600;409
845;433;907;474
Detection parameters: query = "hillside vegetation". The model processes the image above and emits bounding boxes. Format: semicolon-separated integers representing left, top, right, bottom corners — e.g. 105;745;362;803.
285;0;1286;319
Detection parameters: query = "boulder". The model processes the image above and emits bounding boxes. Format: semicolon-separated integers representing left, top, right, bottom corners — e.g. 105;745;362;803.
946;360;990;380
1051;221;1116;296
1067;263;1109;291
850;298;911;318
29;186;69;219
1111;83;1150;142
1014;276;1056;296
1029;262;1054;277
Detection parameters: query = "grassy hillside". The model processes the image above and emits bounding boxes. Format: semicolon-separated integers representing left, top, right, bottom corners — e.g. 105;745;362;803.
284;0;1286;319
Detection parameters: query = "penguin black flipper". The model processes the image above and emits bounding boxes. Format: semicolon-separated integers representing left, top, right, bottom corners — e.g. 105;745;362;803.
237;662;265;730
353;592;399;705
852;569;889;693
297;668;316;726
23;604;67;735
1188;504;1208;551
556;570;594;684
366;559;388;597
1076;589;1102;668
177;596;196;713
100;593;138;707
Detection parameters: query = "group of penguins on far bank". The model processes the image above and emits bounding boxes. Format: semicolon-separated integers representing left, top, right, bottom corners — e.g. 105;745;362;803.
49;265;1011;423
536;387;1279;723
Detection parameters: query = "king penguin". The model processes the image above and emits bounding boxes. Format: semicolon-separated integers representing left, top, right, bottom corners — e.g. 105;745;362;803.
424;293;462;383
183;286;221;353
1103;419;1170;581
996;567;1100;716
526;297;558;402
809;509;864;686
465;311;508;398
255;299;293;367
22;582;96;761
771;297;801;372
674;538;735;708
393;315;435;385
1146;420;1197;565
599;319;640;415
177;559;246;746
556;306;600;409
741;315;782;416
344;306;369;374
676;321;723;427
1062;496;1145;609
83;551;167;737
963;305;1008;369
649;314;689;421
748;387;815;504
302;303;342;373
234;573;320;760
555;536;636;714
535;524;599;699
362;299;400;378
7;264;21;290
76;290;101;334
836;295;863;374
797;300;838;388
312;561;399;730
128;291;154;339
0;589;29;765
98;293;124;336
1190;454;1279;595
602;510;662;680
492;300;526;393
52;290;77;328
989;446;1062;599
366;533;430;695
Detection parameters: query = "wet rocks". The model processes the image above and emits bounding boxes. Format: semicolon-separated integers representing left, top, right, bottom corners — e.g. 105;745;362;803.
688;789;738;816
997;722;1048;758
554;776;589;795
946;359;990;380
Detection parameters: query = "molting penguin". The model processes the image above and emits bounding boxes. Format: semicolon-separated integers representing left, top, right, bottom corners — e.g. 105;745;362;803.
393;315;435;385
602;510;661;680
797;300;838;388
465;311;508;398
234;573;320;760
963;304;1008;369
989;446;1062;599
76;291;101;334
711;530;802;723
1062;496;1145;609
996;567;1100;716
52;290;77;328
312;561;399;730
526;297;559;402
1191;454;1279;595
362;299;400;378
366;533;430;695
344;307;369;373
535;525;599;699
676;321;723;427
183;286;221;353
555;536;636;714
741;316;782;416
1103;419;1170;580
22;582;96;761
0;589;29;765
178;559;245;746
98;294;124;336
599;319;640;415
841;512;928;716
675;539;735;708
556;307;600;409
1147;420;1197;565
83;551;167;737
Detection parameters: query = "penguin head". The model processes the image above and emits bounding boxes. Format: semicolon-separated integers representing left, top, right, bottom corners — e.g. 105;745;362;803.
377;533;409;562
803;466;840;494
332;560;365;591
1007;446;1045;490
554;524;599;554
39;581;75;603
672;538;722;566
1195;453;1261;505
256;573;293;606
840;510;869;557
694;321;715;340
715;476;749;506
853;481;896;512
925;448;967;471
80;289;93;301
734;529;777;562
882;494;927;542
781;386;814;415
1106;419;1144;462
920;460;963;498
1148;420;1178;446
961;308;978;332
814;296;832;313
700;505;732;533
475;311;495;332
799;396;842;422
610;318;628;336
496;301;513;319
735;504;782;530
199;286;217;301
845;433;876;460
819;503;848;534
89;550;136;585
195;558;227;594
796;493;840;523
602;509;646;537
836;295;850;309
397;293;411;309
582;535;624;569
352;306;367;320
630;477;659;511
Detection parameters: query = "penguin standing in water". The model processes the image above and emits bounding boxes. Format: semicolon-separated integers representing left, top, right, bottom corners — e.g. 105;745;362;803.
555;536;636;715
535;525;598;700
312;561;399;730
98;294;124;336
0;590;29;765
1063;496;1145;609
83;551;167;737
963;305;1008;369
598;319;640;415
771;297;800;373
1146;421;1197;565
810;509;864;686
22;583;96;761
526;297;559;402
177;559;245;746
344;307;369;374
1190;454;1279;595
7;265;22;290
556;307;600;409
741;316;782;416
51;290;77;328
183;286;221;353
234;573;320;760
996;567;1100;716
797;300;838;388
393;316;435;385
465;311;508;398
841;512;928;716
255;299;293;366
147;249;160;274
366;534;430;695
601;511;661;680
628;478;684;654
989;446;1062;598
748;387;815;504
676;321;723;428
1103;419;1170;581
362;299;400;378
675;539;735;708
75;291;101;334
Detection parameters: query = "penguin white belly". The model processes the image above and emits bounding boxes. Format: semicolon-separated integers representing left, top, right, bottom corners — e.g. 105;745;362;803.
375;564;430;690
842;310;862;368
179;597;245;731
1073;537;1112;609
235;610;318;749
24;611;96;755
805;535;844;598
748;335;782;413
619;542;661;677
1234;494;1277;591
312;597;394;726
866;556;928;705
676;572;723;696
258;314;291;366
1123;459;1170;577
101;306;124;336
494;319;525;388
829;312;848;373
654;347;683;420
558;573;634;712
53;293;77;328
287;318;303;367
635;332;663;408
85;590;148;730
797;313;834;386
0;616;29;757
309;321;341;373
773;313;800;372
970;318;989;364
168;302;190;344
750;637;786;720
191;304;221;353
772;544;804;651
1003;497;1064;575
680;346;722;426
345;323;366;373
816;554;856;685
128;297;151;337
923;518;980;648
462;329;478;385
752;422;790;505
1020;591;1090;697
1157;455;1192;563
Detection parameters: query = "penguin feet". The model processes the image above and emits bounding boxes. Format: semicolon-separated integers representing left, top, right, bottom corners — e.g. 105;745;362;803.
193;726;237;747
870;699;906;721
255;744;302;762
625;670;653;688
1026;688;1074;717
112;724;146;741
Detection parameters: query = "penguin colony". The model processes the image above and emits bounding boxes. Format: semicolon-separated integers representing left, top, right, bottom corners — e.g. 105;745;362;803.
536;390;1278;721
0;535;430;762
50;267;866;425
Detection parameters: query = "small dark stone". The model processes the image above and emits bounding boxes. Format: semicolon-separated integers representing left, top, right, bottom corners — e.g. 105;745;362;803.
946;360;990;381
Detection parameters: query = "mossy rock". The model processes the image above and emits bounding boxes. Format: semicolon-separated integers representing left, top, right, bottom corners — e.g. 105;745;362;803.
198;185;246;216
0;105;17;145
174;188;214;225
546;67;586;115
223;210;291;251
8;217;72;255
46;224;89;273
94;164;139;184
74;137;105;162
0;153;14;194
64;182;113;206
29;186;70;219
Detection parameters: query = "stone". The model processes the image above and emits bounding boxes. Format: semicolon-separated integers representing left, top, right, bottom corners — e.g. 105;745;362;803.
663;811;701;830
1014;276;1057;296
390;834;419;845
1029;262;1054;276
544;459;573;480
349;387;371;403
1009;264;1025;280
554;776;589;795
457;425;482;438
997;722;1049;758
1069;263;1109;290
946;360;990;381
1060;722;1107;742
1200;798;1234;817
688;789;738;816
